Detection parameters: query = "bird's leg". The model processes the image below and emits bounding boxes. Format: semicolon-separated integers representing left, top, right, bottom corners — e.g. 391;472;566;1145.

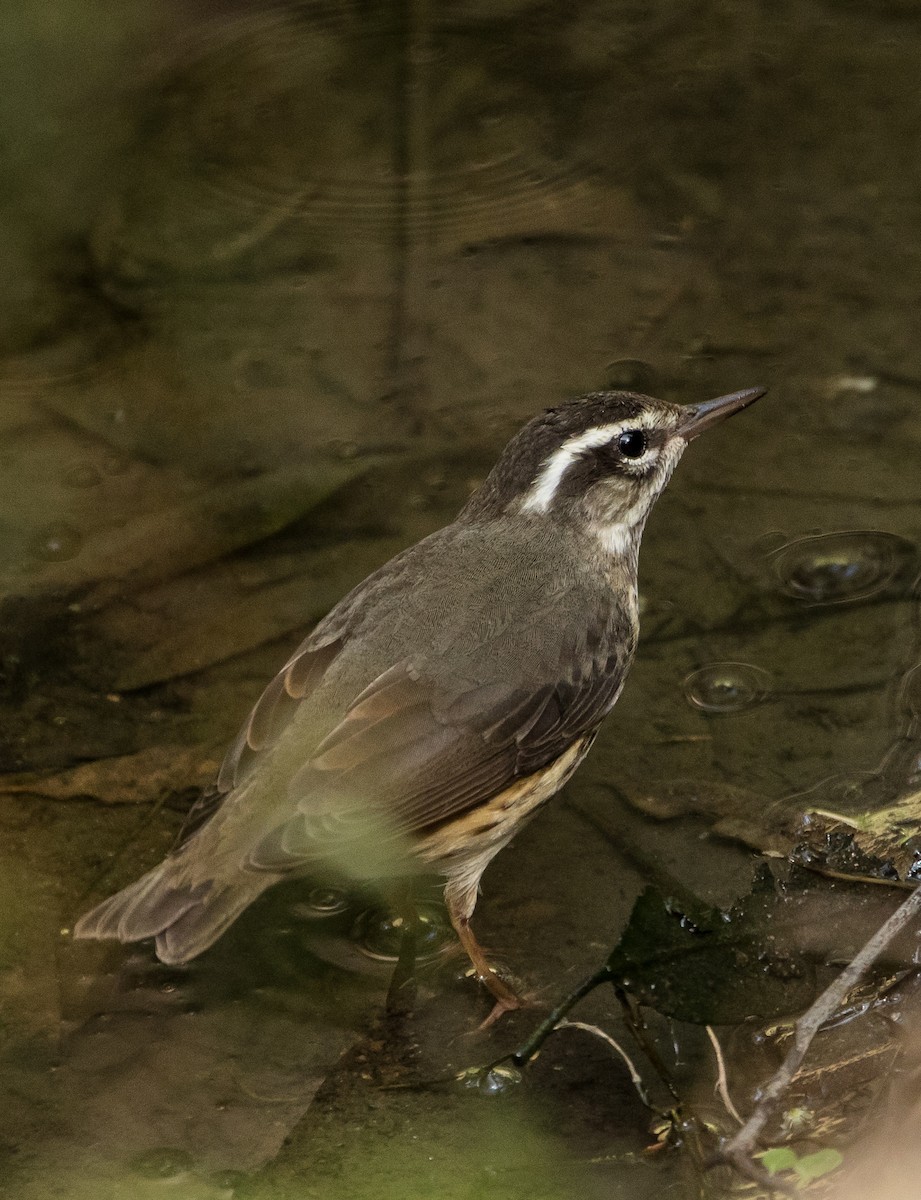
445;883;522;1026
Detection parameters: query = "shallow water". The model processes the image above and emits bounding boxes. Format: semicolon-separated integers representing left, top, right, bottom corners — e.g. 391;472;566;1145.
2;3;921;1197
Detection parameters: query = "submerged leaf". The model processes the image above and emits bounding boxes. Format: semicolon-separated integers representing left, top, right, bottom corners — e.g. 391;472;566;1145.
605;870;815;1024
94;534;406;692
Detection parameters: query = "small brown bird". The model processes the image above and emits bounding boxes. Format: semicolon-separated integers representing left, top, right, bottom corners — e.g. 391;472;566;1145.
76;386;765;1020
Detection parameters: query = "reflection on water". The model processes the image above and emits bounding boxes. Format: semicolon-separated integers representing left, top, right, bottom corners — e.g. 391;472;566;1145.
350;903;452;964
1;1;921;1198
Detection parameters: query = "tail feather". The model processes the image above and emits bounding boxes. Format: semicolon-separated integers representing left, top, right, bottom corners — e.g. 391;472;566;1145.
73;862;273;965
154;884;267;964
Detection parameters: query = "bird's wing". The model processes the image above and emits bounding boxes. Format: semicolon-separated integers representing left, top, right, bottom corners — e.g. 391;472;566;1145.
245;637;627;872
174;632;344;845
175;525;632;869
178;533;423;843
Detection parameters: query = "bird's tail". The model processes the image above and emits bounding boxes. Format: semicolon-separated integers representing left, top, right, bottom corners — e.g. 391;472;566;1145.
73;858;274;965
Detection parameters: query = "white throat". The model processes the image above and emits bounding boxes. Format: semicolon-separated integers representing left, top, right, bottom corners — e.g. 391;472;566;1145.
596;523;633;556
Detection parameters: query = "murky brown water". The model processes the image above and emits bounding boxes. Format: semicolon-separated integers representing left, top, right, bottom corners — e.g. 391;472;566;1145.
2;3;921;1197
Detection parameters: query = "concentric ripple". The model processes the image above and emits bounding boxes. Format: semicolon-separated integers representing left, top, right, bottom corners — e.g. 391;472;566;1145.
902;663;921;722
98;4;617;277
767;531;916;605
683;662;773;713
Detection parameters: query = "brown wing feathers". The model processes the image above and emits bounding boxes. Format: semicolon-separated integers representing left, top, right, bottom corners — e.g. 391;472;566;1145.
180;637;343;845
214;636;343;795
246;629;626;873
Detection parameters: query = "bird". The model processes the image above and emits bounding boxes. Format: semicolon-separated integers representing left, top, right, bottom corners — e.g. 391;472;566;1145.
75;385;766;1022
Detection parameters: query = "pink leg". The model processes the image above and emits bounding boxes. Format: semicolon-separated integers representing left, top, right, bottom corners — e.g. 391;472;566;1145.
444;881;521;1026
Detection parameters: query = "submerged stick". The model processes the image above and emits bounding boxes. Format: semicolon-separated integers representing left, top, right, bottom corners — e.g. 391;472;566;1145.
720;883;921;1167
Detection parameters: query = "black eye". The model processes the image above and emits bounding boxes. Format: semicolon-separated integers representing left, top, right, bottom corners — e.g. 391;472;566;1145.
617;429;647;459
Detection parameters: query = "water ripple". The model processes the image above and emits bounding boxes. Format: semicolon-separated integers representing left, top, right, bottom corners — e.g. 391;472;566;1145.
683;662;773;713
767;530;916;605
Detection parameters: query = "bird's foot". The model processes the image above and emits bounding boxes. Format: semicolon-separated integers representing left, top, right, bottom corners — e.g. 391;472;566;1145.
469;964;533;1030
477;991;522;1031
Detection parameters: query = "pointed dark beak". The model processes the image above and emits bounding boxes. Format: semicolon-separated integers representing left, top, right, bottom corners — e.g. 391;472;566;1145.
677;386;767;441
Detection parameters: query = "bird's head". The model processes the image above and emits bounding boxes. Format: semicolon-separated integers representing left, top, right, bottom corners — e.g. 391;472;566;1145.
461;387;766;554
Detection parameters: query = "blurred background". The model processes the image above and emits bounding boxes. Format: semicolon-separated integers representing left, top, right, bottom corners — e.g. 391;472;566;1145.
2;2;921;1197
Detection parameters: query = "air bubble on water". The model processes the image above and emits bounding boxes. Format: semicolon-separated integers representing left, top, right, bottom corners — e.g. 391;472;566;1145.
350;903;452;962
768;531;913;605
456;1063;523;1096
30;522;82;562
351;909;404;961
683;662;772;713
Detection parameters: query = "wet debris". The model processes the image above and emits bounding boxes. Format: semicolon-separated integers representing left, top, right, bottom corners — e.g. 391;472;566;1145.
0;744;218;807
792;803;921;886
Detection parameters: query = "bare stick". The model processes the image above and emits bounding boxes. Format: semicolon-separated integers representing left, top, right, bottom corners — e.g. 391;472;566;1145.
721;883;921;1166
706;1025;743;1126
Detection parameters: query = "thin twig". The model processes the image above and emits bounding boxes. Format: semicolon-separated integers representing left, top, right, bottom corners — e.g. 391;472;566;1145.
556;1019;658;1112
508;964;611;1067
706;1025;743;1125
720;883;921;1169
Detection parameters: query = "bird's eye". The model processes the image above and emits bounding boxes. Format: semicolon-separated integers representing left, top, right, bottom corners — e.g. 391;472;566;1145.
617;429;648;459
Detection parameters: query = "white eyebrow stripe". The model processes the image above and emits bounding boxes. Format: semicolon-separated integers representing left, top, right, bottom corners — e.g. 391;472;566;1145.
520;422;655;514
520;424;627;514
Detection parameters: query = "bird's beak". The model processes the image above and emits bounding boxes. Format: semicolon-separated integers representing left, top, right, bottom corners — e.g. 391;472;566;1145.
677;386;767;441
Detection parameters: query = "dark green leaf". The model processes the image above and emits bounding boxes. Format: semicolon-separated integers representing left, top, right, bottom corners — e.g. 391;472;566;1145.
605;870;815;1024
